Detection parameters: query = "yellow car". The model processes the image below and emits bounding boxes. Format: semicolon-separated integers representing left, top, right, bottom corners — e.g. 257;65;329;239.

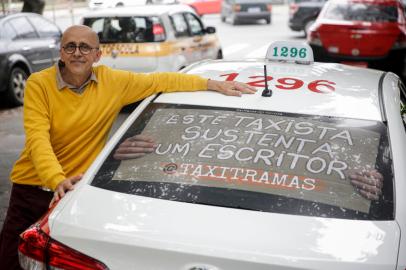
81;4;223;72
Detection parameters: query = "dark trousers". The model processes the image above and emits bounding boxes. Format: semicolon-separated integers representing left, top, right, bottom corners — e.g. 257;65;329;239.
0;183;53;270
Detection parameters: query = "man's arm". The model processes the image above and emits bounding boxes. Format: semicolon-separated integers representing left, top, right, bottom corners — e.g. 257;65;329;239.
24;75;81;201
116;70;256;106
23;76;66;190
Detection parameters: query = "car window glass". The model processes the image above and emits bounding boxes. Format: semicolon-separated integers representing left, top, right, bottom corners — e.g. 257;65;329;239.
1;22;17;39
184;13;204;35
83;16;155;43
325;2;398;22
9;17;38;39
27;16;60;38
170;13;189;37
92;103;394;221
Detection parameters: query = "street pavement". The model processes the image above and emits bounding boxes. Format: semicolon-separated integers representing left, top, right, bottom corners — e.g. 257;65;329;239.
0;105;23;229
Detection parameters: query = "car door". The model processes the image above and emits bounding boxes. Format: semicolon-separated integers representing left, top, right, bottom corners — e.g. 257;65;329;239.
170;12;195;66
184;12;217;60
184;12;206;61
27;15;62;65
8;16;54;72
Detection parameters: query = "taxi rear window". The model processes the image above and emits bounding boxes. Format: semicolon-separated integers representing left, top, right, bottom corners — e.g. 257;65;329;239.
83;16;161;43
92;103;394;220
325;2;398;22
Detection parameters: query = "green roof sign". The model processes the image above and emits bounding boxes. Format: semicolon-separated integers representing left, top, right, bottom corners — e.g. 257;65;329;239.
266;41;314;64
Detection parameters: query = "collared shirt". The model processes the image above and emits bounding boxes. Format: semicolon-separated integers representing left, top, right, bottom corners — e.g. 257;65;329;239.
55;61;98;94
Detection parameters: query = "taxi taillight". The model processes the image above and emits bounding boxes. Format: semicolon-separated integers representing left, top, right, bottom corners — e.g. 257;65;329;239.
308;29;322;46
232;4;241;12
18;209;108;270
153;23;166;42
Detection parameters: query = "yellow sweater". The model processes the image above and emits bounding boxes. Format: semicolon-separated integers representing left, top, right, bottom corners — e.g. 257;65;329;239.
11;65;208;190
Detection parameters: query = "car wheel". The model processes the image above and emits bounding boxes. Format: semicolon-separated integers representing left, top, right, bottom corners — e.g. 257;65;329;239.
6;67;28;106
231;16;238;25
116;2;123;7
216;50;223;59
221;15;226;22
266;17;271;24
304;19;315;37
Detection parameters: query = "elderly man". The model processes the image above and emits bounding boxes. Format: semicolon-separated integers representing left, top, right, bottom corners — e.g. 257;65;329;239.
0;25;256;269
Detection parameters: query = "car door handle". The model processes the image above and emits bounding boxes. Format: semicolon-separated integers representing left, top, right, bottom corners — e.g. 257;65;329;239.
22;46;31;51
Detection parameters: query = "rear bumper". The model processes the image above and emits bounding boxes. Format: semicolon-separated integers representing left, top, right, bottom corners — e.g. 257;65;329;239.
235;12;270;21
289;18;305;31
310;44;406;73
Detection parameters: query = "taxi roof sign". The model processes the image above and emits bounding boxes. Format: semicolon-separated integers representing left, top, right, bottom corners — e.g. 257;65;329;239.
266;41;314;64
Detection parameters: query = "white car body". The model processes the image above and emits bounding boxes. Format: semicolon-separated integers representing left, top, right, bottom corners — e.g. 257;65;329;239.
81;5;223;73
88;0;147;9
19;43;406;270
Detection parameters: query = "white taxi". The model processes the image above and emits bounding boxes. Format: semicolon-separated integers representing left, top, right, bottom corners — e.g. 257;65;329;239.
18;42;406;270
81;4;223;72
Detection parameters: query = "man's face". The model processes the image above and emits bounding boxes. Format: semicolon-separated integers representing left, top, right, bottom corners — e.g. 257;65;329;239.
60;26;101;75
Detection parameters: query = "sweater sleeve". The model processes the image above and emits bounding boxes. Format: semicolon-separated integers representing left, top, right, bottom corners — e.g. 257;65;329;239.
118;71;208;106
24;75;65;190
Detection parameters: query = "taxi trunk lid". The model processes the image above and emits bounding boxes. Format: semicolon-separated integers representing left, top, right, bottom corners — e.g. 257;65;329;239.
318;21;401;57
49;185;401;270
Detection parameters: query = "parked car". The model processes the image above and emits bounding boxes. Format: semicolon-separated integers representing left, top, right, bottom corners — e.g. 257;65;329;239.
81;4;223;72
88;0;148;9
288;0;327;36
0;13;61;106
178;0;222;16
18;41;406;269
221;0;272;25
307;0;406;77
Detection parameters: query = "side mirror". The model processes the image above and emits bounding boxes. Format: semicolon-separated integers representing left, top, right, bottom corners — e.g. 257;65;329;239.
205;26;216;34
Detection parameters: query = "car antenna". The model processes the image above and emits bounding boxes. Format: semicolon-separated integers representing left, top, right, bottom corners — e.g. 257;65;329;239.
262;64;272;97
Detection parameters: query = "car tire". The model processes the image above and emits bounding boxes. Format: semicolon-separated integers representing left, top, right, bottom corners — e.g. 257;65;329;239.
116;2;123;7
266;17;271;24
221;15;226;22
304;19;315;37
217;50;223;59
231;16;238;25
6;67;28;106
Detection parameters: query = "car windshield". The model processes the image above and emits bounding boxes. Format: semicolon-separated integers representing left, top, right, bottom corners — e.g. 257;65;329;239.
83;16;160;43
92;103;394;220
324;2;398;22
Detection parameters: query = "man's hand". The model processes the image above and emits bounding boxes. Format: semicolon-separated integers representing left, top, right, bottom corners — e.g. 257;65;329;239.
53;174;83;203
207;80;257;96
349;169;383;200
113;134;157;160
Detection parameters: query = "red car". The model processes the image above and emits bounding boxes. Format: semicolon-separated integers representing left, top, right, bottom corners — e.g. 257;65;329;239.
307;0;406;75
179;0;222;15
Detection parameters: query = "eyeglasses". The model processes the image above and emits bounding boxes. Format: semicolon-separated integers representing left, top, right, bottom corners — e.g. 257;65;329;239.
62;43;99;55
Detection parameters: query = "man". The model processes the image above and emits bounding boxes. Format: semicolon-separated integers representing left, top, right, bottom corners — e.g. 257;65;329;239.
0;25;256;269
